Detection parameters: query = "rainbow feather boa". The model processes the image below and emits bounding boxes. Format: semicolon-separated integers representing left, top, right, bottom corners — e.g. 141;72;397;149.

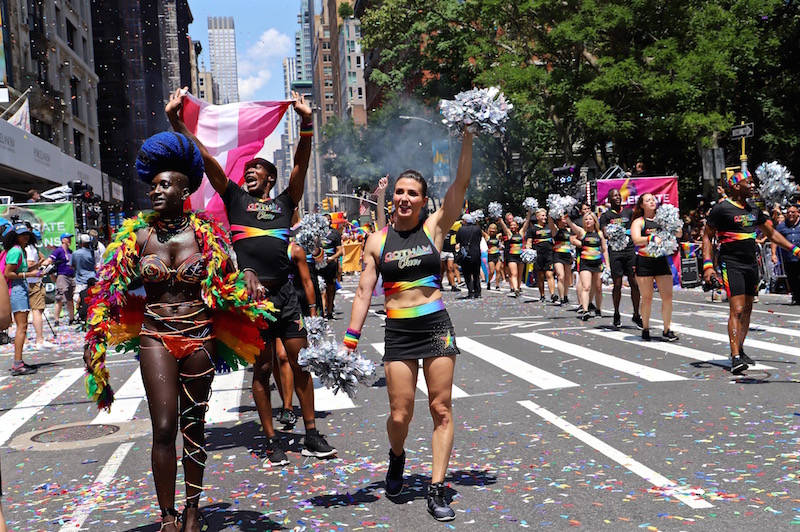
84;211;279;411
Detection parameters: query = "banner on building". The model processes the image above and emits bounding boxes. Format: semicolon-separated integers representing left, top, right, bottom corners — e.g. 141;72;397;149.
0;202;76;254
597;176;681;286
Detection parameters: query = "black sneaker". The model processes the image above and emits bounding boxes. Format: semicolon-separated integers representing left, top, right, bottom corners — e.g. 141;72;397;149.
588;302;597;312
325;313;334;320
739;349;754;366
264;437;289;467
613;313;621;329
661;330;678;342
642;328;651;342
632;315;644;330
551;294;559;303
277;408;297;426
581;311;590;322
563;295;570;305
730;355;748;375
450;286;461;292
302;431;337;458
426;482;455;522
10;364;37;376
594;308;601;318
385;450;405;497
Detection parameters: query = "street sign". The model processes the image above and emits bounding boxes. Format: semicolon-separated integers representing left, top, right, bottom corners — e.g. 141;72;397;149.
730;122;754;140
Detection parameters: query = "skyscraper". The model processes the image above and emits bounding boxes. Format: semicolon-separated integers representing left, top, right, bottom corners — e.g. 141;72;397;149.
207;16;239;104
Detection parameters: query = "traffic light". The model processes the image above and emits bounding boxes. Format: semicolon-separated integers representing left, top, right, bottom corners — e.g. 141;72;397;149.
321;198;331;211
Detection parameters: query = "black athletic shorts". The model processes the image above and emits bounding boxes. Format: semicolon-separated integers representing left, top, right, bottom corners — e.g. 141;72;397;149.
384;309;459;361
318;261;338;284
635;255;672;277
487;253;502;264
260;280;308;342
609;251;636;279
553;251;573;266
506;254;522;264
719;257;759;298
534;249;553;271
578;258;603;273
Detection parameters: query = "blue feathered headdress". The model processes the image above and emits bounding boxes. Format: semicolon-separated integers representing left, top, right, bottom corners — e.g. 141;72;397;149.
136;132;205;192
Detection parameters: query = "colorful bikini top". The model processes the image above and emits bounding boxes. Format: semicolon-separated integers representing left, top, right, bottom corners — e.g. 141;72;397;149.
378;224;442;296
580;231;603;261
487;236;501;255
508;233;524;255
553;227;573;253
140;228;205;284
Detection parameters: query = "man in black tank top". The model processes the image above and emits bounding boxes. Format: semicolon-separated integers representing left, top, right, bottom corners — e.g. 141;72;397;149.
167;88;336;466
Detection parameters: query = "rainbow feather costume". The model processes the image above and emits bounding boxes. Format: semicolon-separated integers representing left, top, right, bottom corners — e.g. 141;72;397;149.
84;211;279;411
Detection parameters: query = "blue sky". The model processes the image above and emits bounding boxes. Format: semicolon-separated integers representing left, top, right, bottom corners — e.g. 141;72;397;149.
187;0;306;153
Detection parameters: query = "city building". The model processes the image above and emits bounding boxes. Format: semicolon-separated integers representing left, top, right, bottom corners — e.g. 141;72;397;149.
189;39;202;96
312;8;335;125
196;66;217;104
207;16;239;104
353;0;385;113
338;16;366;125
0;0;105;203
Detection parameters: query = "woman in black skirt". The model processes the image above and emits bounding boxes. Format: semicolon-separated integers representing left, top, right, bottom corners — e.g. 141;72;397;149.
568;212;610;320
343;129;474;522
630;193;682;342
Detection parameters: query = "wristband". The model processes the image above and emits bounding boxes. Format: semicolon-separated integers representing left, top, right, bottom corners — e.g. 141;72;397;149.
792;246;800;258
702;259;714;271
300;122;313;137
242;268;258;276
343;328;361;350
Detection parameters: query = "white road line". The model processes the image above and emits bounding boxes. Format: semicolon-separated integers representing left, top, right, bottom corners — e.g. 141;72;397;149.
91;370;145;425
206;370;245;425
313;375;357;410
588;329;775;371
371;343;469;398
514;332;686;382
0;368;85;446
736;322;800;339
456;337;580;390
518;400;713;509
619;312;800;358
58;442;135;531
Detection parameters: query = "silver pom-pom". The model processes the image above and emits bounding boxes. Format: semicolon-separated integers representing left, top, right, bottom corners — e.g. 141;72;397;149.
756;161;797;207
470;209;485;222
296;213;330;253
653;204;682;233
520;248;537;263
643;230;679;257
514;216;524;225
605;222;630;252
602;266;613;285
304;316;331;346
488;201;503;219
522;197;539;213
546;194;578;218
439;87;513;139
298;341;378;399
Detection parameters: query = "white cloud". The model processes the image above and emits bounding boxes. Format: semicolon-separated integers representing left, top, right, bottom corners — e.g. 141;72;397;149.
238;69;273;100
247;29;292;60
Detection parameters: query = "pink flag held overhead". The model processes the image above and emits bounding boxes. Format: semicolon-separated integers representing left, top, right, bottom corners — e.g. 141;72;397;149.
181;92;292;227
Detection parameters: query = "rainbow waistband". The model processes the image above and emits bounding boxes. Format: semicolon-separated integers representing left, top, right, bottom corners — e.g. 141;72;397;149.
386;298;445;319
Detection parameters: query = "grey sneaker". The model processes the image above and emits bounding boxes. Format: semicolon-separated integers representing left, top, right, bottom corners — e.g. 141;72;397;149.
730;355;748;375
10;364;37;376
277;408;297;426
426;482;455;521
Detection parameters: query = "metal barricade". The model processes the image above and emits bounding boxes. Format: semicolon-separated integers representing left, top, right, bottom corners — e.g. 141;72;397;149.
762;242;788;294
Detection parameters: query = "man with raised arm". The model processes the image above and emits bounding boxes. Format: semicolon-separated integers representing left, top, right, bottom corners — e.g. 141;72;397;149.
166;88;336;466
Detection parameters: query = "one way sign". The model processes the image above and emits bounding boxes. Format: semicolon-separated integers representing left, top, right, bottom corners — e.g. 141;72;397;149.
731;123;754;140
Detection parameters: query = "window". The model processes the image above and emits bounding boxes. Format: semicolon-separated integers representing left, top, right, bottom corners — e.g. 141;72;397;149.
73;129;83;162
70;77;80;118
356;56;362;68
358;87;363;98
66;20;76;50
199;78;204;86
324;79;333;87
347;56;351;70
323;66;332;76
348;71;357;85
325;104;333;112
325;92;333;100
199;90;205;98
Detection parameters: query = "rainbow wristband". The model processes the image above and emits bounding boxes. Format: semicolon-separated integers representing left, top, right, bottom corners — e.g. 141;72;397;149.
792;246;800;258
343;328;361;350
703;259;714;271
300;122;313;137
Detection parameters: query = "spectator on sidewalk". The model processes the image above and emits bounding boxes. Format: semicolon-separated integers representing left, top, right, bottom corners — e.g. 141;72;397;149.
772;204;800;305
71;234;98;322
25;228;55;349
49;233;76;326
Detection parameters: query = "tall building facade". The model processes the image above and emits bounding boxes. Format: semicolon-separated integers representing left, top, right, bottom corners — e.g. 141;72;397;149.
353;0;384;114
338;16;366;125
312;7;335;125
207;16;239;104
196;67;216;104
0;0;104;201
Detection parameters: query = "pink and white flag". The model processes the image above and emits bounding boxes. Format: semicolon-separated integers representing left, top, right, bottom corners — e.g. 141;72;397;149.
181;93;292;227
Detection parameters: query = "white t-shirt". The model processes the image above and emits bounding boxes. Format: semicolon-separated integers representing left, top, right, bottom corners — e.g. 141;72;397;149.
93;242;106;268
25;245;42;285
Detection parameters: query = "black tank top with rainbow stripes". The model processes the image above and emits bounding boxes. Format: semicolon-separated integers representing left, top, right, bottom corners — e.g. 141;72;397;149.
378;223;442;296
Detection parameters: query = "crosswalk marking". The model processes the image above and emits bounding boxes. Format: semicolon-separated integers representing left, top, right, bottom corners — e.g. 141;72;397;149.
91;370;145;425
206;370;246;425
0;368;85;446
736;322;800;339
457;337;580;390
58;442;135;531
312;375;357;410
588;329;776;371
514;332;687;382
518;400;714;509
371;343;469;398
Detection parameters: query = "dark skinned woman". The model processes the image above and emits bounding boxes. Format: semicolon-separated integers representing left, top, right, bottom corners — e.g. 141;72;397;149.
83;132;276;532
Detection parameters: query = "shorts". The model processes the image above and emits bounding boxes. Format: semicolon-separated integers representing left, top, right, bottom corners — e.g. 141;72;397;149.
553;251;573;266
578;258;603;273
440;251;455;261
635;255;672;277
609;251;636;279
259;280;308;342
720;258;759;298
56;275;75;303
384;309;459;361
534;249;553;271
506;254;522;264
9;281;30;313
487;253;502;264
318;262;338;284
28;283;46;311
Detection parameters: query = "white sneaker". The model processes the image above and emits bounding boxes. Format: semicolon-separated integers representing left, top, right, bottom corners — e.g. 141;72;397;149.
35;340;56;350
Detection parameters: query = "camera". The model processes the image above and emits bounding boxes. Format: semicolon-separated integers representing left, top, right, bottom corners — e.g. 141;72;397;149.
702;275;723;292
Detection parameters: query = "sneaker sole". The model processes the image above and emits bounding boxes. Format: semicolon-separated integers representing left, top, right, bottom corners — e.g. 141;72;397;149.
301;448;337;458
730;363;748;375
264;457;290;467
384;486;404;498
662;337;679;342
428;509;456;522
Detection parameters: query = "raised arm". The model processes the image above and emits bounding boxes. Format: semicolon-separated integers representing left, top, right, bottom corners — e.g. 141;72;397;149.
565;214;585;238
375;175;389;230
497;218;512;238
520;210;533;237
426;131;474;245
287;92;314;205
166;87;230;195
344;232;381;350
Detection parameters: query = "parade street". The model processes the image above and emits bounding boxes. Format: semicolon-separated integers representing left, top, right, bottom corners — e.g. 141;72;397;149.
1;281;799;531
